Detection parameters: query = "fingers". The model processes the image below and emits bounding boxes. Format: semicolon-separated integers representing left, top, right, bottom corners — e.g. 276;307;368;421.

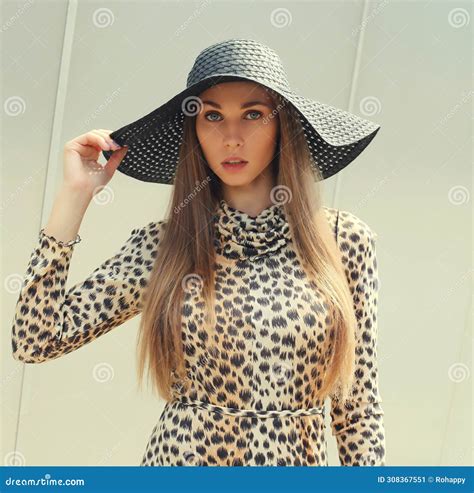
103;143;129;174
73;129;122;152
91;129;122;151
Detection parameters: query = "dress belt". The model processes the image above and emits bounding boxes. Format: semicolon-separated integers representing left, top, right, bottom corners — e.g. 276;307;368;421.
173;396;325;418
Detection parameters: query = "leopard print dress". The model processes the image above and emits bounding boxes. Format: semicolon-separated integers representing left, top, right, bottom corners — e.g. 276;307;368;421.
11;198;386;466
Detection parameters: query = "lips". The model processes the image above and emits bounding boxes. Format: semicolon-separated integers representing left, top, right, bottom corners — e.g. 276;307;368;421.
221;160;248;172
221;156;248;165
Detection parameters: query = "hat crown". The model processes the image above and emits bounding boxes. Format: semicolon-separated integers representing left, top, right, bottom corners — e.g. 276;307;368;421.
186;38;291;92
103;40;381;184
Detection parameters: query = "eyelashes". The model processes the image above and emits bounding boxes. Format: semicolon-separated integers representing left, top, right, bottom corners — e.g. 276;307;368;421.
204;110;263;122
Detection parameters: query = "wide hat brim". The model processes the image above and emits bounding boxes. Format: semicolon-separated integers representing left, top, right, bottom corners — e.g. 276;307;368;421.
102;74;381;184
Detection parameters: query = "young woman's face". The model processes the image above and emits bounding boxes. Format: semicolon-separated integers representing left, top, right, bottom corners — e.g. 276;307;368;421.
195;81;280;186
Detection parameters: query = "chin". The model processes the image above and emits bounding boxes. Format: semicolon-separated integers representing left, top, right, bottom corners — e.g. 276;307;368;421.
220;172;259;186
219;177;253;188
213;167;254;185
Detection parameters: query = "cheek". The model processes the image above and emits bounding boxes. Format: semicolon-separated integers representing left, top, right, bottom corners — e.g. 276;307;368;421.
248;123;279;152
195;120;206;144
195;122;215;154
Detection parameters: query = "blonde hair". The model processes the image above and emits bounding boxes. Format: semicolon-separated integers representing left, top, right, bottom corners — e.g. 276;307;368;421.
136;87;356;405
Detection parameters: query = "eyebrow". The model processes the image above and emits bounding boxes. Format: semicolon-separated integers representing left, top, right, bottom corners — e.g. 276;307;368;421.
201;100;273;109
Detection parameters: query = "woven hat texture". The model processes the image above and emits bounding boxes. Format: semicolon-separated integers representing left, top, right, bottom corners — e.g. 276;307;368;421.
102;38;381;184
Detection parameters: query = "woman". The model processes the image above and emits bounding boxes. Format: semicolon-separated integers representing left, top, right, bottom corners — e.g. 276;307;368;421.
11;39;385;466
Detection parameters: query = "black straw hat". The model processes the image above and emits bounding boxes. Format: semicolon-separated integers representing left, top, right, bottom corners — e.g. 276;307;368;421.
102;38;381;184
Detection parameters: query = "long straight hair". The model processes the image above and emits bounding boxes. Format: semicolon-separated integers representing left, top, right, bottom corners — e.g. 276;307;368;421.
136;87;357;405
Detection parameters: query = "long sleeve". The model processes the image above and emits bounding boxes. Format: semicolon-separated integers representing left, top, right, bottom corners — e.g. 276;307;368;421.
11;220;165;363
329;210;386;466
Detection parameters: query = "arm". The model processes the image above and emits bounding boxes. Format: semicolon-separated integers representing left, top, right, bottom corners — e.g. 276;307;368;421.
11;219;164;363
330;210;386;466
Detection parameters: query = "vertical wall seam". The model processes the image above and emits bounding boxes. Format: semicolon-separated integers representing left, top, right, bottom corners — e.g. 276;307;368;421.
15;0;78;457
325;3;371;459
333;0;371;208
439;289;472;465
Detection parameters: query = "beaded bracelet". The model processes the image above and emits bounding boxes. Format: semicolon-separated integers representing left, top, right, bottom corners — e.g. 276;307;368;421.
39;228;82;247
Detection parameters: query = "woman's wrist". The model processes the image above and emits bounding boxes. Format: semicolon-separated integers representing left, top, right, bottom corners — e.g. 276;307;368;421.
59;182;94;204
42;184;92;244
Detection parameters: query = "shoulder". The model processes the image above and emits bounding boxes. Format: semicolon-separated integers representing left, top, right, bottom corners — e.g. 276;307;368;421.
123;220;168;254
132;219;167;238
321;205;338;234
130;219;167;235
322;206;377;253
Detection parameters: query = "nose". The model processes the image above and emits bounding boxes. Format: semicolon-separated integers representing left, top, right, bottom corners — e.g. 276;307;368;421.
221;121;244;147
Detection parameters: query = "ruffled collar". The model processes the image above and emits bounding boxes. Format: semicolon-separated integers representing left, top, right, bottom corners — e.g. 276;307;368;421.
213;198;292;260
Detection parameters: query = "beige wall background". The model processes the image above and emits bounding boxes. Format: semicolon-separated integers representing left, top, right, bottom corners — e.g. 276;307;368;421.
1;0;471;466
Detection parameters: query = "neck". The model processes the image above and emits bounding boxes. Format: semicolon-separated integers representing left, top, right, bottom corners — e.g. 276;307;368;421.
221;165;278;218
213;194;291;261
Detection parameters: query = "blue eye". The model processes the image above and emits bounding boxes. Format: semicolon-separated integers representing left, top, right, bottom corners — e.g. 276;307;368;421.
203;110;263;122
245;110;262;120
205;112;222;122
